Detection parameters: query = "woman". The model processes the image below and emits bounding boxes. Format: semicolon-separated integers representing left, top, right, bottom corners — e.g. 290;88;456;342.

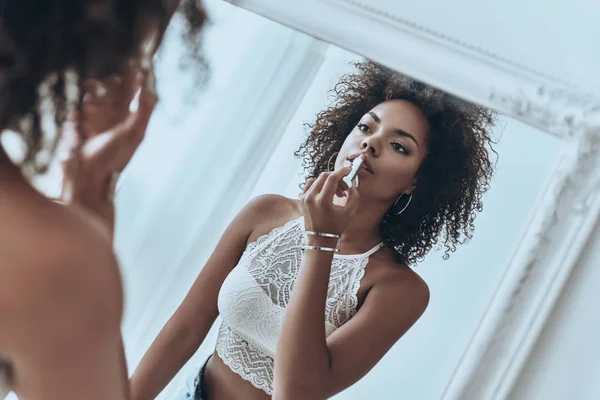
0;1;207;399
130;60;496;400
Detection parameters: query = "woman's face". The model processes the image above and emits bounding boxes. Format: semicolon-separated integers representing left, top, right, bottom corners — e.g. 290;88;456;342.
336;100;430;203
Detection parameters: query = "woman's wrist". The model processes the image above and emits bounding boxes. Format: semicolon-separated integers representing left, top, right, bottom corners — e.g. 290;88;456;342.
304;234;339;249
70;195;116;236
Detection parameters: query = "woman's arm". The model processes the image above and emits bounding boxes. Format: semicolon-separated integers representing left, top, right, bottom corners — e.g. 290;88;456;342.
274;255;429;400
57;78;157;240
273;171;430;400
129;195;281;400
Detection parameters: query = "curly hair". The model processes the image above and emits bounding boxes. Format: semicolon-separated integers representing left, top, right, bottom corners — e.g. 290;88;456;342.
0;0;208;175
296;60;497;265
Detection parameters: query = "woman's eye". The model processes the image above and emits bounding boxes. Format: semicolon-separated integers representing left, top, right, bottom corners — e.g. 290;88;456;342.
392;142;409;154
357;123;370;132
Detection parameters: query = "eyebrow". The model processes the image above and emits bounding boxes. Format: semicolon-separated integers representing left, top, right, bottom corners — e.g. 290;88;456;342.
367;112;420;147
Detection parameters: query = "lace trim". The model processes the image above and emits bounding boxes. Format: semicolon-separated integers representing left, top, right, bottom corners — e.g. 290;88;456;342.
216;323;275;395
242;217;302;261
245;216;383;260
348;257;369;320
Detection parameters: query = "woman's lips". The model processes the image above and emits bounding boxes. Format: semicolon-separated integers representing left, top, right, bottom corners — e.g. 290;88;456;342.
357;166;371;177
344;157;374;174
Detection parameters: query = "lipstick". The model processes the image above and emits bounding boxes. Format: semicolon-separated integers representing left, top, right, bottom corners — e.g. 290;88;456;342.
342;157;363;188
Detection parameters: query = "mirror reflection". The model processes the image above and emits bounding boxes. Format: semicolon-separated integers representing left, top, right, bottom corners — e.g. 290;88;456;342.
0;1;563;400
112;2;562;400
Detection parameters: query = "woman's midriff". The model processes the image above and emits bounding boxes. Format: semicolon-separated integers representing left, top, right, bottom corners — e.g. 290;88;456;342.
201;350;271;400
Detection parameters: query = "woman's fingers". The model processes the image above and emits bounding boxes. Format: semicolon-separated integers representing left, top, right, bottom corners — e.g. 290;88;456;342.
303;178;316;195
344;184;361;217
117;74;157;148
321;167;351;201
82;73;157;173
116;77;157;169
306;172;330;198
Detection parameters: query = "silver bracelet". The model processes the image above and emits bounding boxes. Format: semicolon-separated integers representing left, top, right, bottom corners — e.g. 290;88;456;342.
303;230;342;252
301;245;339;253
303;230;341;239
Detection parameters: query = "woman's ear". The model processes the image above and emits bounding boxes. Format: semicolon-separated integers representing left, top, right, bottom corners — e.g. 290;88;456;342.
405;176;418;195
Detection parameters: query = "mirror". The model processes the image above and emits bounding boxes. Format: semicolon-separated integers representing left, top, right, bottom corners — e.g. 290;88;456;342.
89;1;600;400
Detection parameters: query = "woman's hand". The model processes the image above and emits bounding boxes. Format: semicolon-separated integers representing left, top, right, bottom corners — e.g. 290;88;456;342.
58;26;160;232
59;70;157;232
301;167;361;236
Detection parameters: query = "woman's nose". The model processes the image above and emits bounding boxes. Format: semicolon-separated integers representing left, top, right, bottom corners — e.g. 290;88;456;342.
361;138;378;156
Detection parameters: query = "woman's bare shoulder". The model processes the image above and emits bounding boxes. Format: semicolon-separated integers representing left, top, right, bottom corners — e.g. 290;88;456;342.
0;192;115;266
245;194;300;215
243;194;302;242
365;248;430;311
0;195;123;348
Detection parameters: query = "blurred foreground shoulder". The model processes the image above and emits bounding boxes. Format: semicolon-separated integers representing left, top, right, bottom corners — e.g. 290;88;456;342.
0;205;124;347
0;205;130;400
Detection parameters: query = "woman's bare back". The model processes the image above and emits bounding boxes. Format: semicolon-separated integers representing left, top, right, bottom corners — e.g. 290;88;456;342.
0;170;129;400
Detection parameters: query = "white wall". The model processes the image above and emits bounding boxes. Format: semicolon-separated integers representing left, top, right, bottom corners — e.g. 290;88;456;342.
508;217;600;400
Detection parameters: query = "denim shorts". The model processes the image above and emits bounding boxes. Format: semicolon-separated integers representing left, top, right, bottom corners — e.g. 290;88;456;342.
174;357;210;400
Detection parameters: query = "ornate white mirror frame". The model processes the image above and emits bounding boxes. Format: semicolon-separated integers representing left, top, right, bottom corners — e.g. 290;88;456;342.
223;1;600;399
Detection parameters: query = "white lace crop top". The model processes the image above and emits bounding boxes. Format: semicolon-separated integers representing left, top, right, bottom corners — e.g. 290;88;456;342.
216;216;383;395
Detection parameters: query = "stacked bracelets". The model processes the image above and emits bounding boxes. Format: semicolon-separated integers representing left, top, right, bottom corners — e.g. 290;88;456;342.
301;230;341;253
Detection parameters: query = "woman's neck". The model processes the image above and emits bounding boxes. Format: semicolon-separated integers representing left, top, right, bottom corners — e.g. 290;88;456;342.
334;194;391;253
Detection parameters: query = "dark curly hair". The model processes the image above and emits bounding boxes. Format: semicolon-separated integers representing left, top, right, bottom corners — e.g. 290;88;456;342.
0;0;208;175
296;60;497;265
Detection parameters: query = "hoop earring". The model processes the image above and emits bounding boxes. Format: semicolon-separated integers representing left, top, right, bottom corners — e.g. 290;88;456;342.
393;193;412;215
327;152;339;172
